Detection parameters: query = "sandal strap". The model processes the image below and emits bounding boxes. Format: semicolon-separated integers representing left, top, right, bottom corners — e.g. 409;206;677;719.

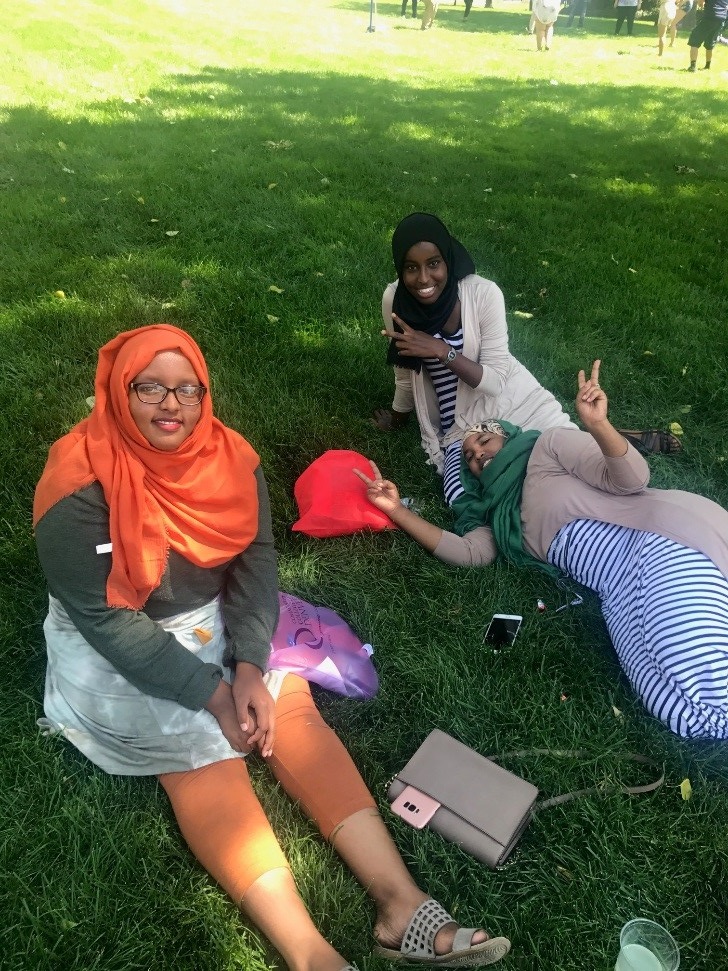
400;898;454;958
452;927;479;951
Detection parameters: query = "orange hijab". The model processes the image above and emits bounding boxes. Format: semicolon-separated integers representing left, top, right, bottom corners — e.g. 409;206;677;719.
33;324;260;610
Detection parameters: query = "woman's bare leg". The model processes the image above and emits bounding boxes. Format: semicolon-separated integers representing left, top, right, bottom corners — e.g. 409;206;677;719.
241;868;347;971
330;807;491;954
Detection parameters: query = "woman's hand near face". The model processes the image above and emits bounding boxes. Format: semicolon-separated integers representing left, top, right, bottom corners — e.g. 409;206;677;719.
205;679;251;754
382;314;447;361
353;462;403;516
232;662;275;758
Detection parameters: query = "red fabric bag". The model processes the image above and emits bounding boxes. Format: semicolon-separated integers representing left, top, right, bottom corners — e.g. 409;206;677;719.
292;449;396;538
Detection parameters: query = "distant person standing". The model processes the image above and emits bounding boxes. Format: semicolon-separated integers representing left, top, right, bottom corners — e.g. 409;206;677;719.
400;0;418;17
566;0;589;27
614;0;641;34
657;0;678;52
687;0;728;68
421;0;440;28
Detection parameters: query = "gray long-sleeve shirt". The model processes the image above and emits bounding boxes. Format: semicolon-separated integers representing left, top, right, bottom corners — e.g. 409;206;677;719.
35;466;278;711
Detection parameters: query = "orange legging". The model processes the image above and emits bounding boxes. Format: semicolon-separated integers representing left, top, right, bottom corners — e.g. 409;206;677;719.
158;674;376;904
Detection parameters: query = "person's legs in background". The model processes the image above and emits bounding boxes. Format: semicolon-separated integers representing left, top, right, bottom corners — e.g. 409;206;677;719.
421;0;439;28
615;6;627;33
625;5;636;34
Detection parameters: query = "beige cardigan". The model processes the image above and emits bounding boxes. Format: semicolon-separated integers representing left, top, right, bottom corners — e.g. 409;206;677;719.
434;427;728;580
383;274;575;474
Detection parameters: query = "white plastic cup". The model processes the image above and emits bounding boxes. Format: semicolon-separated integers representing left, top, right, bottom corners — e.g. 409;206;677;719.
615;919;680;971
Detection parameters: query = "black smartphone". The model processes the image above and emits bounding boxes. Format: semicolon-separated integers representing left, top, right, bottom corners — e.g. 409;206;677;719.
483;614;522;648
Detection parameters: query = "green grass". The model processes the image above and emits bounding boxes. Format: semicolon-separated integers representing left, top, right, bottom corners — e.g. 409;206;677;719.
2;0;728;968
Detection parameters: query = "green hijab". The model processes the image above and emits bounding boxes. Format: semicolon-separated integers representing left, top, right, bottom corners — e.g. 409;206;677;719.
451;420;559;577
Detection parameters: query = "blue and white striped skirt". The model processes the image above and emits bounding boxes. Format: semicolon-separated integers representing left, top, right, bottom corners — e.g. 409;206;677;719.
548;519;728;739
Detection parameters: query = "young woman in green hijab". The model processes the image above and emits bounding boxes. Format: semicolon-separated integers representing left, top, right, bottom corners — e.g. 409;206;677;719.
358;361;728;740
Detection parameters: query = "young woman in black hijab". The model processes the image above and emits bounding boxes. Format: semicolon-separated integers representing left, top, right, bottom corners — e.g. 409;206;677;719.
373;213;680;506
374;212;574;506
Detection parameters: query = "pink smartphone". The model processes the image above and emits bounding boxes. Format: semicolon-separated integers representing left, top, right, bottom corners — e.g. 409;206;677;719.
390;785;442;829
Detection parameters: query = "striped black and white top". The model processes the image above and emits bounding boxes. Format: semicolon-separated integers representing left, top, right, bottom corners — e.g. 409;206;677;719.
424;327;466;506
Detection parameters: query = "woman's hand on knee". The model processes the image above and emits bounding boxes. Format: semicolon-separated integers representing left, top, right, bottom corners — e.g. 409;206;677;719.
205;680;252;754
233;662;276;758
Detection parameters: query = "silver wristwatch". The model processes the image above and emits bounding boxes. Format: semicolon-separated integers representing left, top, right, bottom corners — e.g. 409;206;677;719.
441;347;457;365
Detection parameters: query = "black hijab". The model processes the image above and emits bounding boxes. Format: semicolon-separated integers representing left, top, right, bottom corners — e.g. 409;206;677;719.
387;213;476;371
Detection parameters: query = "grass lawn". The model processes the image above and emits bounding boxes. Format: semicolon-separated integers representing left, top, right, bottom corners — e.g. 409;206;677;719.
2;0;727;968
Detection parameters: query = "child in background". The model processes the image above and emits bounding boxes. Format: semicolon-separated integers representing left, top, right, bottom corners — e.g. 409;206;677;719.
658;0;678;53
532;0;561;48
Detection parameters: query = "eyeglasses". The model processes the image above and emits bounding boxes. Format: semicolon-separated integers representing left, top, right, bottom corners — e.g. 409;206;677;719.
129;382;207;406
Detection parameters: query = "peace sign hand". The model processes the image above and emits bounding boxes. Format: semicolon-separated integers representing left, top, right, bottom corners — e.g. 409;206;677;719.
382;313;445;360
576;359;609;429
353;462;402;516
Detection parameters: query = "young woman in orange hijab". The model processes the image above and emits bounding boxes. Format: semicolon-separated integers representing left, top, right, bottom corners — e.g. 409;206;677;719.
34;324;510;971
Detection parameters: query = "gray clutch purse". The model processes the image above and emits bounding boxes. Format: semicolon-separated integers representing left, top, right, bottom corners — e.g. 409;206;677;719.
387;729;664;869
387;729;538;869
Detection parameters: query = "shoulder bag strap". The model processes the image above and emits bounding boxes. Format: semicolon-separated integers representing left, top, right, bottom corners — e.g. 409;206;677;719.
487;749;665;811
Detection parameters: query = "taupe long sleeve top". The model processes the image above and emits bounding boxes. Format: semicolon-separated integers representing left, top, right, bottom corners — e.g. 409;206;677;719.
434;428;728;579
35;467;278;711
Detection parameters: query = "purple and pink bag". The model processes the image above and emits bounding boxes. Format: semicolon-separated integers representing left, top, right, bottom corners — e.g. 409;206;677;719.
269;592;379;700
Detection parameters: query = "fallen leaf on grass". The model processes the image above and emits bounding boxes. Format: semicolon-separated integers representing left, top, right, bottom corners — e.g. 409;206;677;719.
612;705;624;720
674;165;696;175
266;314;279;323
269;285;284;294
267;183;277;189
165;230;179;237
679;405;692;414
85;396;95;410
540;260;549;266
668;422;684;436
555;865;575;882
150;218;159;223
264;139;293;150
58;141;67;150
681;366;688;376
680;778;692;801
161;302;176;310
628;267;637;274
642;350;654;356
137;197;144;204
560;692;569;702
62;167;75;174
514;311;533;319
